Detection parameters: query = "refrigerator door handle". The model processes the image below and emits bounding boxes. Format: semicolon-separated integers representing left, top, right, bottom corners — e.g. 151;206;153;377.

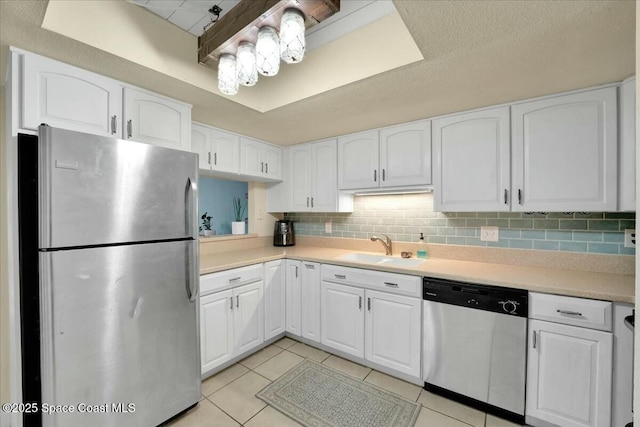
185;177;198;237
186;242;197;303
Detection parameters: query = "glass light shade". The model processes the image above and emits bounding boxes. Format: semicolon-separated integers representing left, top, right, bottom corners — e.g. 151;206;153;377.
280;8;305;64
256;26;280;76
236;42;258;87
218;53;238;95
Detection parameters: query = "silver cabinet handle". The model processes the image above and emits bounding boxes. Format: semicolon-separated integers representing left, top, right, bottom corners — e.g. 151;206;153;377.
359;296;362;310
261;162;264;173
504;189;508;204
533;330;537;349
214;152;217;165
111;115;117;134
382;169;386;181
236;295;239;309
265;163;268;173
305;264;315;270
374;170;377;182
208;152;211;165
311;197;314;208
556;309;582;316
127;119;132;138
384;282;399;288
295;266;298;278
367;297;371;312
230;297;233;310
518;189;522;205
335;274;346;279
229;276;241;282
307;197;309;208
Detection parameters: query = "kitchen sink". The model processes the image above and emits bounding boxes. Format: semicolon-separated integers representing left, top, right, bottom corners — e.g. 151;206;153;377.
338;253;424;267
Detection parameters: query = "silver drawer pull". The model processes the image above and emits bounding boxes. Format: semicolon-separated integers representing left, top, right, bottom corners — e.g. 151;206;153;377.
229;276;242;282
305;264;315;270
384;282;399;288
335;274;346;279
556;309;582;316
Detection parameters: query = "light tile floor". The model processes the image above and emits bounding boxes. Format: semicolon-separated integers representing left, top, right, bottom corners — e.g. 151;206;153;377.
166;337;523;427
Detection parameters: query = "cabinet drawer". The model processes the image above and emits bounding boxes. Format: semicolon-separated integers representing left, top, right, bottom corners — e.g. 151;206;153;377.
529;292;612;332
321;264;421;297
201;264;263;296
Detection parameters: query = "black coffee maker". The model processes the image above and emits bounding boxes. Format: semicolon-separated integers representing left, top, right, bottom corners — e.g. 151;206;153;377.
273;220;295;246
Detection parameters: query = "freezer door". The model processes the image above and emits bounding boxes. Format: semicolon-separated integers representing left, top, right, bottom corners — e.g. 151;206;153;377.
39;240;200;427
39;125;198;249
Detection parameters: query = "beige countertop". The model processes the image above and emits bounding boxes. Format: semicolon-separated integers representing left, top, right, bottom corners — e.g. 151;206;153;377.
200;246;635;303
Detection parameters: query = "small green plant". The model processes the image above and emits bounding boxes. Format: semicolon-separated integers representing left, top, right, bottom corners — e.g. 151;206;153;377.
200;212;213;231
232;197;247;222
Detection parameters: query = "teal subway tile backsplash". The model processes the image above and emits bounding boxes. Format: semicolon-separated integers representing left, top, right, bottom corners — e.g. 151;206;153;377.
284;193;635;256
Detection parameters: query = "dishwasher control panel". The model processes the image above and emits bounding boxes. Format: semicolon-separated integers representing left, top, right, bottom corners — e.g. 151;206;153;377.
423;277;528;317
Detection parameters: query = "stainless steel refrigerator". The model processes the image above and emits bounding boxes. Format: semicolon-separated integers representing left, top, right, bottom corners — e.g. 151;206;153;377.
18;125;201;427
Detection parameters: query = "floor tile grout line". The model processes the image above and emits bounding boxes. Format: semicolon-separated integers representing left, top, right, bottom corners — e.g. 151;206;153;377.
204;368;253;398
240;404;269;426
204;395;252;426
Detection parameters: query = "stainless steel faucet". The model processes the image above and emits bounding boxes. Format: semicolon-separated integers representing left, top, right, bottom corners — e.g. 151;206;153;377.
371;234;393;255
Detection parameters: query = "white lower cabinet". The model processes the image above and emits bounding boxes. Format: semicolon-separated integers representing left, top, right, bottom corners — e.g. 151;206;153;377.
526;319;613;427
285;260;302;337
321;281;365;358
365;290;421;378
301;262;322;343
199;267;264;375
320;266;422;379
264;260;285;341
200;289;234;374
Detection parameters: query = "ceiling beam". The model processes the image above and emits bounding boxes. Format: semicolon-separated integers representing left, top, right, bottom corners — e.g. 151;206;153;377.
198;0;340;67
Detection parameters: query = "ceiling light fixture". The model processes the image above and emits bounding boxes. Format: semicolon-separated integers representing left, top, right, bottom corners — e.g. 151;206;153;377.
256;26;280;76
217;53;238;95
198;0;340;97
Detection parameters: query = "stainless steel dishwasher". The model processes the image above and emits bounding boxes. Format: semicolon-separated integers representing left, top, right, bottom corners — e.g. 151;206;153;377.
423;277;528;424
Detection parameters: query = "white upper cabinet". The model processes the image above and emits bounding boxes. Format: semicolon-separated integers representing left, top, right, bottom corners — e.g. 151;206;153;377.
338;131;379;190
285;139;351;213
123;87;191;151
619;77;635;212
191;122;240;174
433;107;511;211
379;121;432;188
21;52;122;137
240;137;283;181
338;122;431;191
511;87;618;212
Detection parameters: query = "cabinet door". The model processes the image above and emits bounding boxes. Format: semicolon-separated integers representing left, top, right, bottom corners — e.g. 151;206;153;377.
526;319;612;427
200;290;234;374
338;131;379;190
289;145;312;212
512;87;617;212
191;123;211;170
321;281;365;358
124;88;191;151
312;140;338;211
365;290;421;378
285;260;302;337
263;144;283;180
264;261;285;340
22;53;122;137
301;262;321;343
380;120;432;188
233;281;264;355
240;138;263;177
210;129;240;174
618;78;635;211
433;107;511;211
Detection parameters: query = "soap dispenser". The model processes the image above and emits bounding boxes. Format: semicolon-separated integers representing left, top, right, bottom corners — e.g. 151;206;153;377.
417;233;427;259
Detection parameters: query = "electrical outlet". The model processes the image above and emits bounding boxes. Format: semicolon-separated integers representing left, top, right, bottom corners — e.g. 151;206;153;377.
624;229;636;248
325;221;332;233
480;226;499;242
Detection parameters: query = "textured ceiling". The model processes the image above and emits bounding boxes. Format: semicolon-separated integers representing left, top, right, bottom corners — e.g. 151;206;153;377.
0;1;635;146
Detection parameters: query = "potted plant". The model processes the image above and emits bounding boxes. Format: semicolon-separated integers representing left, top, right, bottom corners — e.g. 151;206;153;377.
200;212;215;236
231;196;247;235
